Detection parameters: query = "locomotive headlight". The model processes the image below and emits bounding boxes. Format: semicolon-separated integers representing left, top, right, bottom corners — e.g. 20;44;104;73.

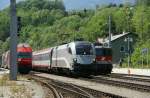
18;58;22;61
73;58;77;63
93;58;96;63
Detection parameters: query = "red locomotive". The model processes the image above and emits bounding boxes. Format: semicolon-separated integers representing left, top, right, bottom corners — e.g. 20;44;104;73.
1;43;32;74
93;42;113;75
17;43;32;73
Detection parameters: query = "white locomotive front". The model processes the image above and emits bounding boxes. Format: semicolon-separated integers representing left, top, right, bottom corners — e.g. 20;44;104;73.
51;41;95;75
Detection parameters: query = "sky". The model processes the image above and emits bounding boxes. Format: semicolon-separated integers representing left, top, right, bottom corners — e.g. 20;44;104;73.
0;0;135;10
64;0;134;10
0;0;22;10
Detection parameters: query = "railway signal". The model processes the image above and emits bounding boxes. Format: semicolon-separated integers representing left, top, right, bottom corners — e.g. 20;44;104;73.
17;16;21;36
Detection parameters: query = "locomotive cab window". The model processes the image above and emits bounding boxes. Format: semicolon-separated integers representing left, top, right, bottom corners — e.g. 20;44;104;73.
76;44;93;55
95;48;112;56
18;52;32;58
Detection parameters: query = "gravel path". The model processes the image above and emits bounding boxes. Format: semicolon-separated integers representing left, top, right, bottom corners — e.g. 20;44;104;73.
0;71;46;98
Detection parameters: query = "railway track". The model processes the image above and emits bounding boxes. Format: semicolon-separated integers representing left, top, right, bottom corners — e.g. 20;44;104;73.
29;76;63;98
87;74;150;93
111;73;150;78
110;73;150;82
29;74;123;98
50;80;95;98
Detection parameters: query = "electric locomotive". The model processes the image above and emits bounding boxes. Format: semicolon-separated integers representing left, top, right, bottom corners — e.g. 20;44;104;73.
1;43;32;74
17;44;32;73
32;41;96;75
93;42;113;75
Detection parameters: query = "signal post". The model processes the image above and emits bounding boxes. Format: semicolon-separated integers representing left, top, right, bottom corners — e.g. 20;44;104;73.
10;0;18;80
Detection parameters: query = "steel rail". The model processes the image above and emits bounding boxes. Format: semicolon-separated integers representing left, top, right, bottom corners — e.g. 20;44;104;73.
88;77;150;92
110;75;150;82
69;84;95;98
29;72;125;98
31;77;63;98
30;75;90;98
111;73;150;78
50;81;91;98
51;80;123;98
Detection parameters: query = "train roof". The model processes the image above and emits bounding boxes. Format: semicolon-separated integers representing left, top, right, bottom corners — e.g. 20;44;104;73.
33;48;51;55
18;43;31;48
73;41;92;44
56;41;92;49
33;41;92;55
17;43;32;52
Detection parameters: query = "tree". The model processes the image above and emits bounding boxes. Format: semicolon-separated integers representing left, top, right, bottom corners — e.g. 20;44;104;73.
135;0;150;6
132;6;150;40
81;8;117;41
0;11;10;41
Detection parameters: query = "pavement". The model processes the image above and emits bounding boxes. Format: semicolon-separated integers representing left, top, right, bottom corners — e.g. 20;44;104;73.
0;68;46;98
0;80;45;98
112;68;150;76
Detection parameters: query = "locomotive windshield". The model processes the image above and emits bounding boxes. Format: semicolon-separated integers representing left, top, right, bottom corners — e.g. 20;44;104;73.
18;52;32;58
95;48;112;56
76;44;93;55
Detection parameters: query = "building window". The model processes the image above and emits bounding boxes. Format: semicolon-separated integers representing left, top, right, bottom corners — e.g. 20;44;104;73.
120;46;125;52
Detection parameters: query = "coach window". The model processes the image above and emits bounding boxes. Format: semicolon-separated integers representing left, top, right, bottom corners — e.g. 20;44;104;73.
120;46;125;52
68;47;72;54
45;54;49;60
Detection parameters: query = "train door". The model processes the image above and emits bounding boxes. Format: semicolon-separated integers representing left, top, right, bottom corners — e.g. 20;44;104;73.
55;47;58;67
49;48;53;69
50;47;58;71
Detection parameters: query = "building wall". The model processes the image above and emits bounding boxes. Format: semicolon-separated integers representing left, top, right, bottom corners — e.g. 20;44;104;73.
111;34;135;65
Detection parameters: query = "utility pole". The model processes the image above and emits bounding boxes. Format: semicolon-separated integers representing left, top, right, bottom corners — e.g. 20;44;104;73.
125;37;133;75
10;0;18;80
127;37;130;69
108;15;111;48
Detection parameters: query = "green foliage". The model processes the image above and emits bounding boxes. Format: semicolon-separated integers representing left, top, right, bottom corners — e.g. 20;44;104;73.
132;6;150;40
81;8;118;41
17;0;65;10
131;40;150;68
0;11;9;41
0;0;150;68
135;0;150;6
0;38;10;56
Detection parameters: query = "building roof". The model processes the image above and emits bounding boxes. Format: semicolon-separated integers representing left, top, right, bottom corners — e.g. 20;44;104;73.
104;32;130;43
111;32;130;41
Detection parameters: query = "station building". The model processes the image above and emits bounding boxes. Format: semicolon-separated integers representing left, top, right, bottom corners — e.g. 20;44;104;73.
100;32;137;66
